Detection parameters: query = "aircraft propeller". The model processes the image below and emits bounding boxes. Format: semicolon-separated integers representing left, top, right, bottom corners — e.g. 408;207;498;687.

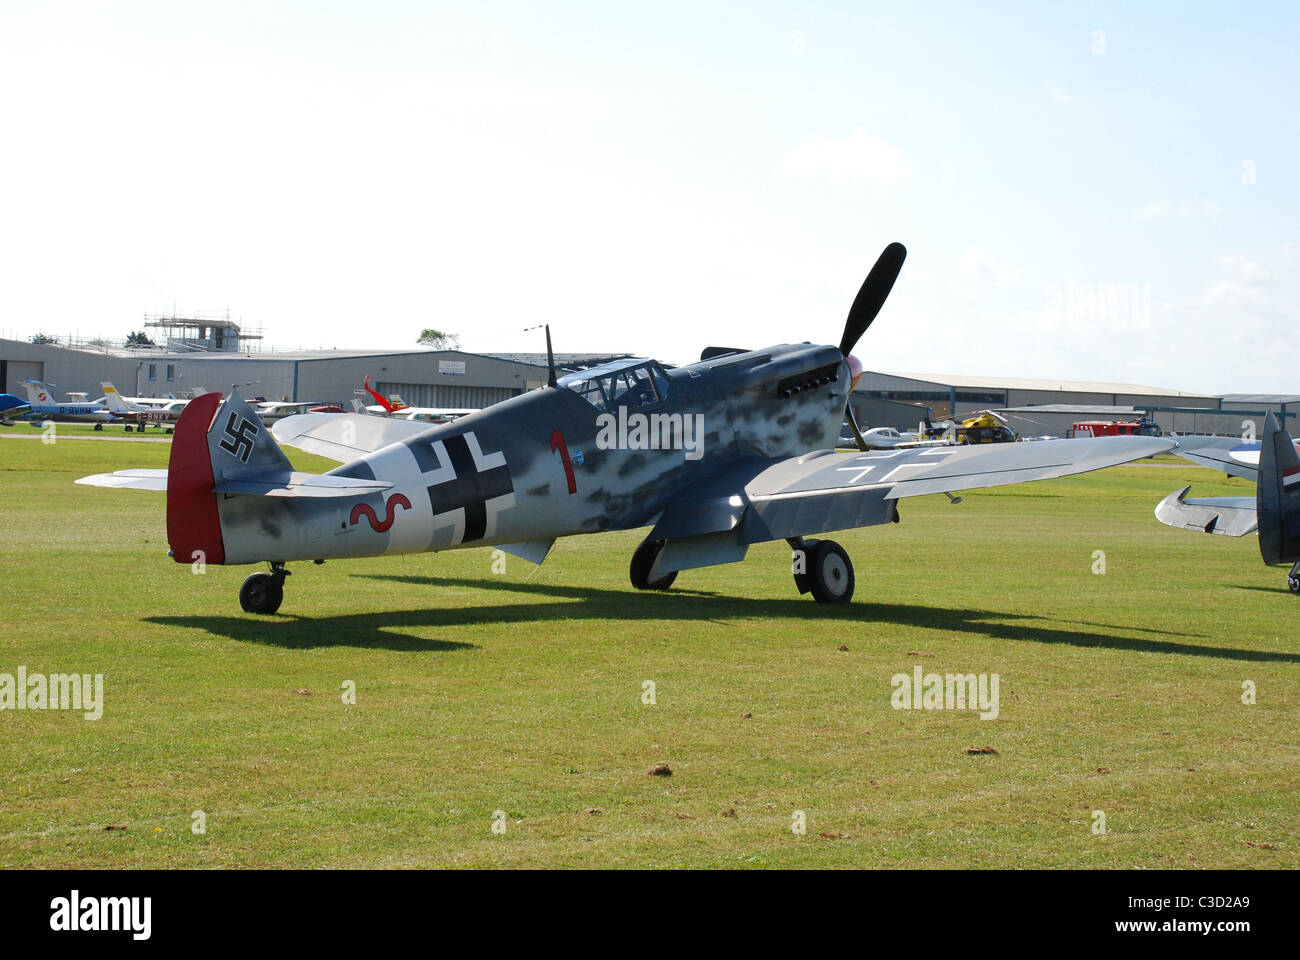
840;242;906;451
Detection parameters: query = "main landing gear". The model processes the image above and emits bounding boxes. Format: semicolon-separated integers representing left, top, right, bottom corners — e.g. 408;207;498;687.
789;536;854;604
630;537;677;591
1288;562;1300;595
240;562;290;614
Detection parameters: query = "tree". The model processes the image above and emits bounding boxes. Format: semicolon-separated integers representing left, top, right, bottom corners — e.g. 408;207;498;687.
125;330;155;347
29;332;56;345
417;328;460;350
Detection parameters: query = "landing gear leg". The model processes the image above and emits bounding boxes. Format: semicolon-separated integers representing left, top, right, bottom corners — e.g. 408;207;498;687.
788;536;820;595
630;537;677;591
240;562;290;614
1288;562;1300;595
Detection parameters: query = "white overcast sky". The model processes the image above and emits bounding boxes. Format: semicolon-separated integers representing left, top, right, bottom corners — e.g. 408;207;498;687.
1;1;1296;394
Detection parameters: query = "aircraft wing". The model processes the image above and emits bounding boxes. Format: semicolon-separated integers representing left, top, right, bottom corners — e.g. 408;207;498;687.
271;412;433;462
1172;435;1259;480
1154;486;1257;537
738;435;1174;543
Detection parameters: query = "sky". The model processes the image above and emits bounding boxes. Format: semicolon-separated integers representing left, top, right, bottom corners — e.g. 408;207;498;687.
0;1;1296;394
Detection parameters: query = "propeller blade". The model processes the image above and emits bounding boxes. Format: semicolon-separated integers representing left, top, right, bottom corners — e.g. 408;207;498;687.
839;242;907;356
846;403;870;452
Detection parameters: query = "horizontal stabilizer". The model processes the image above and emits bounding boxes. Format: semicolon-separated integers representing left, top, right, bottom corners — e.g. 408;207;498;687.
76;469;169;491
272;412;432;462
1154;486;1257;537
214;469;392;498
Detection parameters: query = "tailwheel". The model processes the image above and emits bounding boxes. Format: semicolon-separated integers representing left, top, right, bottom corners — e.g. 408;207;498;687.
630;537;677;591
807;539;854;604
1288;563;1300;595
239;563;290;614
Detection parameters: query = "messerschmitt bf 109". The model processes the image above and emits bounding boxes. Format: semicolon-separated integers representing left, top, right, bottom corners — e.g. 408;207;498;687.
1155;414;1300;592
77;243;1173;614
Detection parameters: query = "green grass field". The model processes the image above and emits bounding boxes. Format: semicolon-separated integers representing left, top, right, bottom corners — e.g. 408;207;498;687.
1;427;1296;868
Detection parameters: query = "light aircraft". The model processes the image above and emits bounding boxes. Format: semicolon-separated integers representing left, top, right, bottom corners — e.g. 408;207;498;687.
0;393;31;424
99;382;191;432
361;375;409;414
76;242;1172;614
1155;415;1300;592
254;401;334;422
20;380;114;426
359;375;474;422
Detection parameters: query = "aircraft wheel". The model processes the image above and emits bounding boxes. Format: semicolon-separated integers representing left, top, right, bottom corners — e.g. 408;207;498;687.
630;537;677;591
239;572;284;614
1289;573;1300;595
94;423;103;431
792;538;820;594
808;539;854;604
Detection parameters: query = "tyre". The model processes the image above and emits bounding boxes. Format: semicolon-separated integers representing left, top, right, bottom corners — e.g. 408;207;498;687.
808;539;854;604
239;571;284;614
630;537;677;591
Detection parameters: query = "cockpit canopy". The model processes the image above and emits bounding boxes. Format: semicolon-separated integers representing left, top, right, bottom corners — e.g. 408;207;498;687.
557;359;671;413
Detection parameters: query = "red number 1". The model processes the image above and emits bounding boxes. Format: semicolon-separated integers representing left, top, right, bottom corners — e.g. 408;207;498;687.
550;429;577;495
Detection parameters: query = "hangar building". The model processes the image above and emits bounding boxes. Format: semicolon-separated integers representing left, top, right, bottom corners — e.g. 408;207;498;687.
854;371;1222;435
0;337;631;407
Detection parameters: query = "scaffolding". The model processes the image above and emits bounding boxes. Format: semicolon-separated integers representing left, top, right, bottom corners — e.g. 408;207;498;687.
141;310;264;353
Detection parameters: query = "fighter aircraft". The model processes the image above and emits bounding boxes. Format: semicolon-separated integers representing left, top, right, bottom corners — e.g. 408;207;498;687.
1154;414;1300;592
20;380;115;426
76;242;1172;614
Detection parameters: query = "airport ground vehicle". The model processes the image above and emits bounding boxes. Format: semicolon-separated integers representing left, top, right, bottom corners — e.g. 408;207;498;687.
1070;419;1163;438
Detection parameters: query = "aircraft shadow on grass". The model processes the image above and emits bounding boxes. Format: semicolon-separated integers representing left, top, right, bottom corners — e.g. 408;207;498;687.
144;573;1299;663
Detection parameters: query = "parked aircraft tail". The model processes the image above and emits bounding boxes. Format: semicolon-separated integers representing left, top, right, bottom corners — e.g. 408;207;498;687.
22;380;57;404
1257;412;1300;566
100;382;131;414
77;391;392;565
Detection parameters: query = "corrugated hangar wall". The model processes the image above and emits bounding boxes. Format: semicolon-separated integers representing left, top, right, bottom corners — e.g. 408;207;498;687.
294;351;545;405
0;339;140;396
374;382;521;408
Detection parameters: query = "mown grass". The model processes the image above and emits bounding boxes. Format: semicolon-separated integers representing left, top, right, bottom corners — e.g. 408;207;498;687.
0;431;1295;868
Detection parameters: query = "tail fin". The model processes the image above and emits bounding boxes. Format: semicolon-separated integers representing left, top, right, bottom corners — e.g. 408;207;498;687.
22;380;55;403
362;375;393;413
169;392;296;565
100;381;131;414
1256;412;1300;565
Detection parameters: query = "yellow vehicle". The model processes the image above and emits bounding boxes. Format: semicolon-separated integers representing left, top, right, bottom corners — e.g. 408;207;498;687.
956;410;1016;444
